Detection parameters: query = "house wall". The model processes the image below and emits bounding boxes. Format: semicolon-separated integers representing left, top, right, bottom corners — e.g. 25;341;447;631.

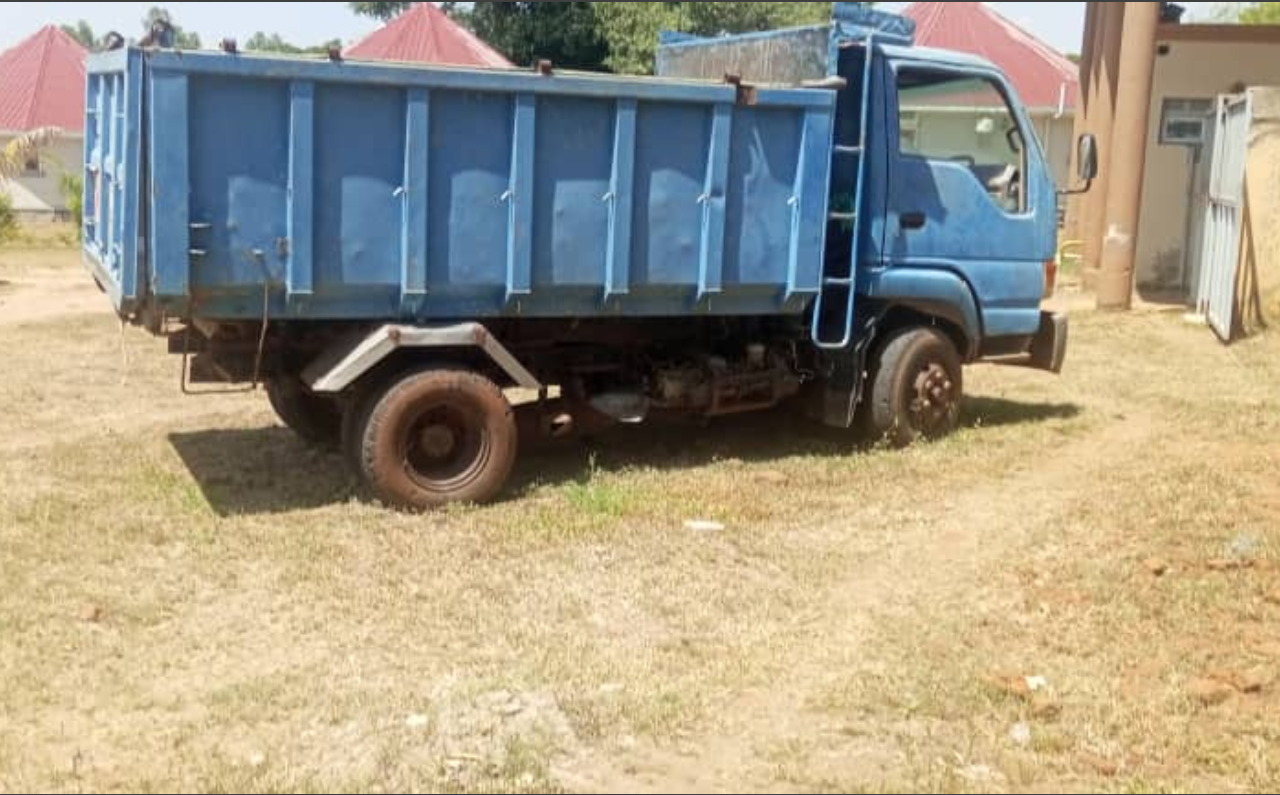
1136;36;1280;291
0;135;83;218
1241;87;1280;333
1031;113;1077;191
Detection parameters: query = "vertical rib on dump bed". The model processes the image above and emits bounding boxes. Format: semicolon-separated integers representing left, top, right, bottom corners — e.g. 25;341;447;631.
83;50;837;322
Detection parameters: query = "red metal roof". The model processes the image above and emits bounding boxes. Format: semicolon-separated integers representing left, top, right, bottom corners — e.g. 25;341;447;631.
0;25;87;133
902;2;1078;111
345;3;512;69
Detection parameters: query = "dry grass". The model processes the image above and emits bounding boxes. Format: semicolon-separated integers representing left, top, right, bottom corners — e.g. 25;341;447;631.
1;239;1279;793
0;221;79;255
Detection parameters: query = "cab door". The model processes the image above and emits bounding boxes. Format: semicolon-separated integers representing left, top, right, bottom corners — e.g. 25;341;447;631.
883;63;1056;341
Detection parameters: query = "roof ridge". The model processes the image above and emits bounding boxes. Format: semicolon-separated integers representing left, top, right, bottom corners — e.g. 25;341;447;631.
3;26;51;131
0;24;86;132
417;2;506;67
975;2;1078;80
344;1;510;67
29;26;57;130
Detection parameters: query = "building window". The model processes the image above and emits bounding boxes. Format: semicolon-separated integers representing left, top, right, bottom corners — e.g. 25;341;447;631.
1160;98;1212;146
21;152;42;177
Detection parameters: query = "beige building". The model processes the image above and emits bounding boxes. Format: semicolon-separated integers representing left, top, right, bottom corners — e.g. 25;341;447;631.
1032;112;1079;189
1135;24;1280;293
1238;87;1280;333
0;134;83;221
0;26;87;221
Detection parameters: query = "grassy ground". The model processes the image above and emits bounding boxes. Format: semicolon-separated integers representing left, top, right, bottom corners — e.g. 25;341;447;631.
2;234;1279;793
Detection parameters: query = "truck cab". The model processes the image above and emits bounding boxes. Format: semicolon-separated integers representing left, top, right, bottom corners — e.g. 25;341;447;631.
870;44;1060;349
659;3;1090;416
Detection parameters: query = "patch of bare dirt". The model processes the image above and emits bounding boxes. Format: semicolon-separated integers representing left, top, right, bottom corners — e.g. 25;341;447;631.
0;265;109;326
562;416;1157;792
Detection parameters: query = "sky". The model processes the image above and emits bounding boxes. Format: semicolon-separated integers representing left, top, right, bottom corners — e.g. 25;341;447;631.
0;2;1227;57
0;2;383;52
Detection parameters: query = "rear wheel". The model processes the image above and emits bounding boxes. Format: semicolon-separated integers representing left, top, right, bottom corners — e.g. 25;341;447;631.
863;327;963;447
350;367;517;510
266;375;342;448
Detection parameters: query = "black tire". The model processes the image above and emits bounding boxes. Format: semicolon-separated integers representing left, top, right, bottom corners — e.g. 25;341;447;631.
266;375;342;448
341;384;375;476
863;327;963;447
352;367;517;510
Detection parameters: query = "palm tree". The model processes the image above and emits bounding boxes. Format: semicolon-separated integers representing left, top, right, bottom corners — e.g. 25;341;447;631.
0;127;61;181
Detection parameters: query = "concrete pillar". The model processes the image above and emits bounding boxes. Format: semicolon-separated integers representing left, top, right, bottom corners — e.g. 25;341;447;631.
1063;3;1100;241
1096;2;1160;310
1081;2;1125;288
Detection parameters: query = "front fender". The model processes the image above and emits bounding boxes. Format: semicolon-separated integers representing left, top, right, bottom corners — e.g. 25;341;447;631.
860;267;983;360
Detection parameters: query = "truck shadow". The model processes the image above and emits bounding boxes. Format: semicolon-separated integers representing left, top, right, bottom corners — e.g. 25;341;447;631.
168;396;1079;517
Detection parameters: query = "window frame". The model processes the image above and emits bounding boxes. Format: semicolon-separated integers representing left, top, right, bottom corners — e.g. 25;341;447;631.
21;151;43;178
890;62;1032;217
1159;97;1213;146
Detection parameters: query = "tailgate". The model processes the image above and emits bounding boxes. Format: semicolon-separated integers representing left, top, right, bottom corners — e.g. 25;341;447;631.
83;48;144;315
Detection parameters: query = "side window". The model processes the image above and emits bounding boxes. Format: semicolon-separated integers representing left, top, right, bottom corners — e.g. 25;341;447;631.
22;151;42;177
896;67;1027;213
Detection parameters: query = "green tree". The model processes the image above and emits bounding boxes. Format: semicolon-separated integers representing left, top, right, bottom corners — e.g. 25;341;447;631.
143;7;202;49
245;33;342;56
1239;2;1280;22
60;20;96;48
59;174;83;238
0;128;62;244
305;38;344;55
0;128;60;182
594;2;832;74
349;1;835;74
350;2;469;24
245;31;303;54
349;2;412;21
469;3;607;70
0;192;16;244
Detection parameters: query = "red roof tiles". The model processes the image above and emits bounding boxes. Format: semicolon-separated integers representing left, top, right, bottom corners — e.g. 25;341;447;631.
903;2;1079;110
0;25;88;133
345;3;511;69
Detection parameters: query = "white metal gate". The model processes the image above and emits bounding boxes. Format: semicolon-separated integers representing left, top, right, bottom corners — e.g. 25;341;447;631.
1192;93;1252;341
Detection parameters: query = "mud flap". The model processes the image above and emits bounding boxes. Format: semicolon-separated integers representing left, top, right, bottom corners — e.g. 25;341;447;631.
804;351;864;429
1027;312;1068;373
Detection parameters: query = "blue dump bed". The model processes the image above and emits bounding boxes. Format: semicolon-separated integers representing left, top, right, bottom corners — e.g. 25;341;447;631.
83;48;837;321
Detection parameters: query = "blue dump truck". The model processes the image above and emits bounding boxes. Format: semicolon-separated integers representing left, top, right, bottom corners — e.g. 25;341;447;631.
81;5;1094;509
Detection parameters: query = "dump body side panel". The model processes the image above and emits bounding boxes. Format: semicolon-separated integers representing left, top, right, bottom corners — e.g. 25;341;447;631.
82;50;837;323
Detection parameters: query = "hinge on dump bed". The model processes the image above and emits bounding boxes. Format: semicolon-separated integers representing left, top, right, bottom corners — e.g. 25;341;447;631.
177;283;272;395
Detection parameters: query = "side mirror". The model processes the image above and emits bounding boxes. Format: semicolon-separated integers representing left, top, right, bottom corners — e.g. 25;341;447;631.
1077;133;1098;182
1059;133;1098;196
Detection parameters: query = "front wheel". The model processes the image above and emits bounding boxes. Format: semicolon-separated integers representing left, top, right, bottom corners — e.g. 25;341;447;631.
863;327;963;447
349;367;517;510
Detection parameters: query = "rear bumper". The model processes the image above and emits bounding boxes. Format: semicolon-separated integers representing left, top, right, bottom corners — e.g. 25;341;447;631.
1027;311;1068;373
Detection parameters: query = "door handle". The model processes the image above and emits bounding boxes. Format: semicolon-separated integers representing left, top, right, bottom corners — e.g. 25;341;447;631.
900;212;926;231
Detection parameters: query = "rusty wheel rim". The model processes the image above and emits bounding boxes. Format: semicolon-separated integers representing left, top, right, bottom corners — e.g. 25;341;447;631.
908;362;956;435
399;400;490;491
